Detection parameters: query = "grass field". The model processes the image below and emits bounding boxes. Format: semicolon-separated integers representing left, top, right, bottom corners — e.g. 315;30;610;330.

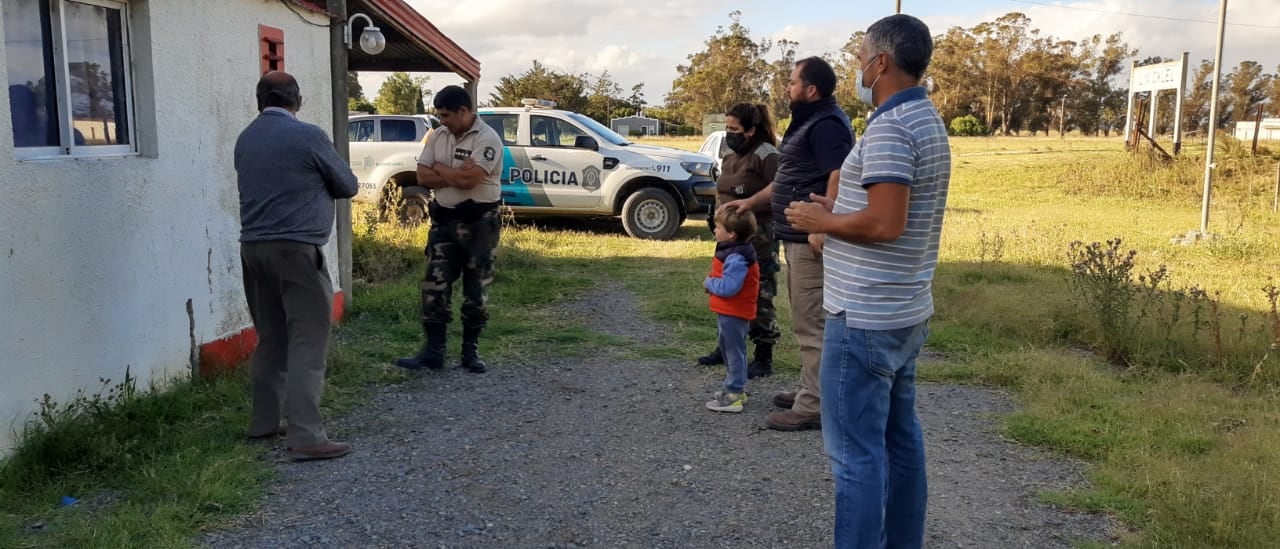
3;134;1279;547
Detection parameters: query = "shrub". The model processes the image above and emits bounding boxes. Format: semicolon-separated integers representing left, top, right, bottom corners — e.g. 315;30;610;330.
949;115;987;137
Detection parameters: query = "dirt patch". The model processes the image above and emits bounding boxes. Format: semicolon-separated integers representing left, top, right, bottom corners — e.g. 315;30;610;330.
203;285;1111;548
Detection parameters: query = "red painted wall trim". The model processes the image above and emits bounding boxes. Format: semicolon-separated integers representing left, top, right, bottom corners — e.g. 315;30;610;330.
198;291;346;376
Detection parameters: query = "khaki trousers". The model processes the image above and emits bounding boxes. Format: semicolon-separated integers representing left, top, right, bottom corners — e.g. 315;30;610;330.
782;240;825;417
241;240;333;448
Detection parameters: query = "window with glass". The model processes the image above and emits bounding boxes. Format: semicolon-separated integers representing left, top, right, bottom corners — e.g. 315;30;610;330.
4;0;135;157
379;119;418;142
479;113;518;146
348;119;374;142
531;115;595;148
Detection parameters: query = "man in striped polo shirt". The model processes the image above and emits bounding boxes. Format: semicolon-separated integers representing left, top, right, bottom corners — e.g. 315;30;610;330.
785;14;949;549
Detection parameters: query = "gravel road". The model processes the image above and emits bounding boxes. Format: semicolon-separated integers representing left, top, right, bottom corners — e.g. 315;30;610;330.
203;283;1111;549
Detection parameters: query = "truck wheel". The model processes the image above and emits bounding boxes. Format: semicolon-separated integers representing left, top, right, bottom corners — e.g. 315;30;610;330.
621;187;680;240
397;186;431;226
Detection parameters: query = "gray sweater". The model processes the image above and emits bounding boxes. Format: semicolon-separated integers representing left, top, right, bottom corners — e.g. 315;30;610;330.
235;109;358;246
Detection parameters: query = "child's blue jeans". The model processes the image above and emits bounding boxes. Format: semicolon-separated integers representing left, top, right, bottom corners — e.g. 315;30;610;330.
717;314;750;393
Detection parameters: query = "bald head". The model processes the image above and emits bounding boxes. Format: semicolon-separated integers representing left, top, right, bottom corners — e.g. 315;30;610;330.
256;71;301;113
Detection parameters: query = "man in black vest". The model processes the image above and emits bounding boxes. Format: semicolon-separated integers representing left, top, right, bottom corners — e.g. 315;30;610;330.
724;56;853;431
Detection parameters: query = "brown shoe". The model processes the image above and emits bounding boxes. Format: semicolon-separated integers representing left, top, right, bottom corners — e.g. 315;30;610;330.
772;391;796;409
285;441;352;461
766;410;821;432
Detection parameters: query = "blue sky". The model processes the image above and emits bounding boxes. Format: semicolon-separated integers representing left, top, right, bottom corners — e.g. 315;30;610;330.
359;0;1280;105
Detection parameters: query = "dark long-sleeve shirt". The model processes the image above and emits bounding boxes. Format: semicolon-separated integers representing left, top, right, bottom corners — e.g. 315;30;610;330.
235;108;358;246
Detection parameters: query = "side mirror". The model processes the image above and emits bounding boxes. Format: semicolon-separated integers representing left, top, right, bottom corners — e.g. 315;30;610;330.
575;135;599;151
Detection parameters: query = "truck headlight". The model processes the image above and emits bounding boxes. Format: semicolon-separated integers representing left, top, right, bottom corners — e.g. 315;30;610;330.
681;161;713;177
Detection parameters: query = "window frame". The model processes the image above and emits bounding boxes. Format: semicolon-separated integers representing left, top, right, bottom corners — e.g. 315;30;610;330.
10;0;137;161
258;24;284;75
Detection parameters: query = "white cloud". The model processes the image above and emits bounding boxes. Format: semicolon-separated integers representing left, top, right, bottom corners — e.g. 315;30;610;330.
1001;0;1280;71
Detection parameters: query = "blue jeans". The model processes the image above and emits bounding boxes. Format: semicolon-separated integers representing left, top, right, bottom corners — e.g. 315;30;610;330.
820;316;930;549
717;314;750;394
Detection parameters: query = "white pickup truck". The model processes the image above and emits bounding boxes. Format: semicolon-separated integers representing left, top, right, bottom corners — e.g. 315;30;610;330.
348;113;439;223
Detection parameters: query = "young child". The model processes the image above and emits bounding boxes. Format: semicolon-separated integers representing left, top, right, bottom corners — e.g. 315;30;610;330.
704;207;760;413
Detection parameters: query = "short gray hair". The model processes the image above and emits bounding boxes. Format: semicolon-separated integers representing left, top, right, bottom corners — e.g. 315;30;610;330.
865;14;934;80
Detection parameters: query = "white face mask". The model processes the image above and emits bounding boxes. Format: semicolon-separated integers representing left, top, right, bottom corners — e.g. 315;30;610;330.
856;54;882;107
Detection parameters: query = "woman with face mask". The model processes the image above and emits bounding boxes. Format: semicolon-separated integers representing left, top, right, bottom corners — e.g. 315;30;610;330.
697;103;783;379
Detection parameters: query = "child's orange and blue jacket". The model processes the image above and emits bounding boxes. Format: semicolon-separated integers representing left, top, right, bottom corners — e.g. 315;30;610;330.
704;240;760;321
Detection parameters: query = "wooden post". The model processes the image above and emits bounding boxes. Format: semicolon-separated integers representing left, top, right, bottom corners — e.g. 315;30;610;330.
1131;97;1146;155
329;0;353;309
1253;105;1264;156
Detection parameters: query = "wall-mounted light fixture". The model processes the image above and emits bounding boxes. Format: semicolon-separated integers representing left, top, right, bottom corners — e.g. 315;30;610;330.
345;13;386;55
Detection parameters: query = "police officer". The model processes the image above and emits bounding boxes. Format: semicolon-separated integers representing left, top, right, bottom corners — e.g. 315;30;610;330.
396;86;504;373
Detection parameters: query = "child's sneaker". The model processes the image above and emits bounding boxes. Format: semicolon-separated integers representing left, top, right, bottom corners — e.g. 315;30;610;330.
705;391;746;413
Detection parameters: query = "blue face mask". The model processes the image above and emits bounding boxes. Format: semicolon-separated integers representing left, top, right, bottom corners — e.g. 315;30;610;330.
856;54;883;107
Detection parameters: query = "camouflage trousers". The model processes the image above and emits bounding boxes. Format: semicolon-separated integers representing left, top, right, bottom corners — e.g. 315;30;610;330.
748;221;781;346
420;206;501;328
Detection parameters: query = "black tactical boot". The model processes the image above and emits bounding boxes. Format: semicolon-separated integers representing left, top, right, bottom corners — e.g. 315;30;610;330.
460;326;487;373
396;323;446;371
747;343;774;379
696;346;724;366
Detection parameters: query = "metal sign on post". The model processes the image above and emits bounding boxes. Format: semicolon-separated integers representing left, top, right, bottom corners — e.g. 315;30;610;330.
1123;53;1190;154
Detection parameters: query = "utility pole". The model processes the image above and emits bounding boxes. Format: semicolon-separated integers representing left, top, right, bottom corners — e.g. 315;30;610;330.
1200;0;1228;236
329;0;353;308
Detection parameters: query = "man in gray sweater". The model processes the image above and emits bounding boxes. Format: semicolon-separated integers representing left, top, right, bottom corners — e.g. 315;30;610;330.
235;71;357;461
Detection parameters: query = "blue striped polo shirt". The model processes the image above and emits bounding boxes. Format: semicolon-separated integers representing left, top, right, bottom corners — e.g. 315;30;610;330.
823;86;952;330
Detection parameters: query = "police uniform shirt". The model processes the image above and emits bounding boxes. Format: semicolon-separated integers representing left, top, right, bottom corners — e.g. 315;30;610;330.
417;116;503;207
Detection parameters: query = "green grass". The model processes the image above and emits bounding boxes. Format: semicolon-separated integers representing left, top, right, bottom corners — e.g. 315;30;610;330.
923;135;1280;547
5;134;1280;547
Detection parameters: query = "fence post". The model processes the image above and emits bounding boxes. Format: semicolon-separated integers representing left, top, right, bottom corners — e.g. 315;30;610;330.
1273;162;1280;213
1253;105;1264;156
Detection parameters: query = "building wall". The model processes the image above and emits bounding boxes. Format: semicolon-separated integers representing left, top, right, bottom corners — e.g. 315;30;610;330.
1234;120;1280;141
611;116;659;135
0;1;340;451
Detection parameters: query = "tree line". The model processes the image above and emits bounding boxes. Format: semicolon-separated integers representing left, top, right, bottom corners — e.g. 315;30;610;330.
353;11;1280;138
347;64;648;131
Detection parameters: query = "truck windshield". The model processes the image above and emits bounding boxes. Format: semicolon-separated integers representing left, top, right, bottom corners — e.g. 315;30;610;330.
568;112;632;146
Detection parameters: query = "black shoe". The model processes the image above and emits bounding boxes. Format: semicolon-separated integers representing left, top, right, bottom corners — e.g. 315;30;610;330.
460;326;487;373
696;346;724;366
396;323;446;371
747;343;773;379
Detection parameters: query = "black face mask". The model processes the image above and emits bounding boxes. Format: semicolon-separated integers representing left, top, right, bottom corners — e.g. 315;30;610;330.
725;131;747;152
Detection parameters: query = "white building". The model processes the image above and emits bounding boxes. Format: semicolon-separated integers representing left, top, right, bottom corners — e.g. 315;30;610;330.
1234;118;1280;142
0;0;479;452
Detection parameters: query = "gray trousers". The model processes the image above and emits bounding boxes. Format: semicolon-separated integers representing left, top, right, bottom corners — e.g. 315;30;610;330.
241;240;333;448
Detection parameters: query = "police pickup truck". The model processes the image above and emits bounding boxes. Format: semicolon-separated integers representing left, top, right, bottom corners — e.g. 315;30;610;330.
350;101;717;239
480;100;716;239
